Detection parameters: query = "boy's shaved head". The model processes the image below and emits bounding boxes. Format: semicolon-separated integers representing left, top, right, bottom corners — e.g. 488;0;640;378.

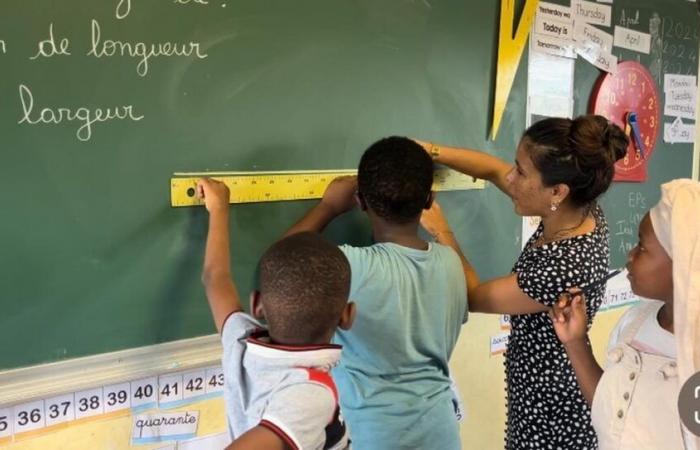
259;232;351;344
358;136;434;224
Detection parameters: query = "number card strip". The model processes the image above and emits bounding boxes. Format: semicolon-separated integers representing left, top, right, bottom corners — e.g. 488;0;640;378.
0;407;13;439
1;366;225;440
131;377;158;410
104;383;131;414
13;400;45;434
44;394;75;427
74;388;104;420
158;374;184;408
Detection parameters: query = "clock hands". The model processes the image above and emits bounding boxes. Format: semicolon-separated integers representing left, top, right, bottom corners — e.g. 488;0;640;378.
626;111;647;159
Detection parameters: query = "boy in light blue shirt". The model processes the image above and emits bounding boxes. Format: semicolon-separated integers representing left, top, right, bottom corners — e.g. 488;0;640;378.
284;136;468;450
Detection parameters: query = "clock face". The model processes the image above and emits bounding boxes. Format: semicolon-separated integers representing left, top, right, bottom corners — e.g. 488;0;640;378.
590;61;660;181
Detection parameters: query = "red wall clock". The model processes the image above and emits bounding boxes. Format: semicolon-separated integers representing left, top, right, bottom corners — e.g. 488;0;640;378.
589;61;661;182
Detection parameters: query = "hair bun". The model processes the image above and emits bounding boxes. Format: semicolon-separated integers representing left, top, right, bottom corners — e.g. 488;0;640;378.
603;120;629;163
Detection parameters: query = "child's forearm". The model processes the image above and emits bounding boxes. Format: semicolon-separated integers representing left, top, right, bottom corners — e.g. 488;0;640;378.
434;231;480;302
563;339;603;407
203;210;232;279
202;209;242;333
282;202;338;238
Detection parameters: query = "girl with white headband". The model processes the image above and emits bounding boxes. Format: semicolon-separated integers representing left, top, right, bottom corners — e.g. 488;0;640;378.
551;178;700;450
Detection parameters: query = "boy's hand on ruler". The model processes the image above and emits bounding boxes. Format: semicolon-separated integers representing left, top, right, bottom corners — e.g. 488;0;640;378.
549;289;589;346
420;201;452;239
197;178;230;214
321;176;358;215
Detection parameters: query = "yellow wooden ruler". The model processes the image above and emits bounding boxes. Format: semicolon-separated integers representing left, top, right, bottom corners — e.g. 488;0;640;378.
170;168;484;207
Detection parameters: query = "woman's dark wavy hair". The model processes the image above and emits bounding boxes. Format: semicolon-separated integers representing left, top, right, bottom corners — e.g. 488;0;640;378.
523;115;628;207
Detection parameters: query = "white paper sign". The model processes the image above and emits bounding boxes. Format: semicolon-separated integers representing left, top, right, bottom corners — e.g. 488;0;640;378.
0;407;13;438
75;387;104;420
573;0;612;27
490;332;510;355
132;411;199;444
155;445;177;450
538;2;573;22
665;118;696;144
601;270;638;310
205;367;225;394
104;383;131;413
179;432;231;450
13;400;45;434
574;21;613;51
531;35;577;58
536;16;573;40
44;393;75;427
500;315;512;330
183;370;208;400
667;87;698;105
664;74;697;92
521;216;541;248
577;40;618;73
613;26;651;54
665;101;696;120
158;373;184;406
131;377;158;409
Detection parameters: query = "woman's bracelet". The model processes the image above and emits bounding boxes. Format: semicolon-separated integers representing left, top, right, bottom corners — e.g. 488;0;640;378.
428;143;441;160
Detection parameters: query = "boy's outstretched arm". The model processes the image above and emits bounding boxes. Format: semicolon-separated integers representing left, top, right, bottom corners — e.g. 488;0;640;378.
550;293;603;406
198;178;242;333
421;202;549;315
282;176;358;237
225;426;289;450
420;201;480;304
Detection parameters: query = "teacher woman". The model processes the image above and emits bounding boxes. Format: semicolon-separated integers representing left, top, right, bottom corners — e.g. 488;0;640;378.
418;115;628;449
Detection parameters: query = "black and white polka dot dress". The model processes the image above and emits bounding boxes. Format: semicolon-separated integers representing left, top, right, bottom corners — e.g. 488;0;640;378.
505;205;610;450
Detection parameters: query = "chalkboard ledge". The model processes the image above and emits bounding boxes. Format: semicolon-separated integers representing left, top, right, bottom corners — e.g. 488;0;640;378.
0;335;221;406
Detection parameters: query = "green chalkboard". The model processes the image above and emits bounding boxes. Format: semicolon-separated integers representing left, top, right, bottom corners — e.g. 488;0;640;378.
0;0;696;369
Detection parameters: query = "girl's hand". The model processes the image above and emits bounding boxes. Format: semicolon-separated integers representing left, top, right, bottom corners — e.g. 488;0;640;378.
550;290;589;346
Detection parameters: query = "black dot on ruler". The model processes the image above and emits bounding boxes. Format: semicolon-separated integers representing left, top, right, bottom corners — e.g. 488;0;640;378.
186;187;195;197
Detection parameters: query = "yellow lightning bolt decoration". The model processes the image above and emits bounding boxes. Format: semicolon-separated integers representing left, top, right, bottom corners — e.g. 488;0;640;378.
491;0;540;140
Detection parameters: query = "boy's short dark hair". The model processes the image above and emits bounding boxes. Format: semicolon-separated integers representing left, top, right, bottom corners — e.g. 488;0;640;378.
259;232;350;344
358;136;433;224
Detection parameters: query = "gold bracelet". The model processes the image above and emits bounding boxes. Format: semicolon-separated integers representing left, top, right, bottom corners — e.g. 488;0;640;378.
429;144;441;160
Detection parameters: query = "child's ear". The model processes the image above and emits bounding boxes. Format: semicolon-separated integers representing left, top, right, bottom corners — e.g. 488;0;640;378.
338;302;356;330
250;291;265;320
355;192;367;211
424;191;435;210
